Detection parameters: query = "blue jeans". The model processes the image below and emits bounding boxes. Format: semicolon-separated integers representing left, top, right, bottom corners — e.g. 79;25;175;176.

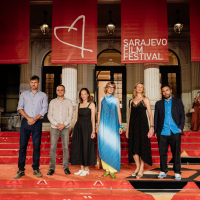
18;118;42;171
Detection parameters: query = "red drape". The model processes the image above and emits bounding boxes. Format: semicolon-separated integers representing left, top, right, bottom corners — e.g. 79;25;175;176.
121;0;169;64
52;0;97;64
189;0;200;62
0;0;30;64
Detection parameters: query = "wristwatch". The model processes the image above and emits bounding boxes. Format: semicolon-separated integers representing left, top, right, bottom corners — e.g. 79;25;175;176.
34;118;37;121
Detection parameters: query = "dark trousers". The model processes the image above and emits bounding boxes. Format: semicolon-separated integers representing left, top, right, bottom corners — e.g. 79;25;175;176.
18;118;42;171
158;132;181;174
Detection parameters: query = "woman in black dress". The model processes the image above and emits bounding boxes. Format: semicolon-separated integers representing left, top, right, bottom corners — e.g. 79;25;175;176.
71;88;96;176
126;83;153;179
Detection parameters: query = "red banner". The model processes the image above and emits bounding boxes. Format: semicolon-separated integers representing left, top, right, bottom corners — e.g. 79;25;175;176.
190;0;200;62
0;1;30;64
121;0;169;64
52;0;97;64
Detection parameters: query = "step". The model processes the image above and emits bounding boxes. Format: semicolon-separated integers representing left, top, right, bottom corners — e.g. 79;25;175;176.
0;149;98;156
121;156;172;164
0;132;50;137
0;131;72;137
1;136;200;144
0;137;97;143
1;148;200;157
120;149;200;157
120;132;200;137
1;131;200;137
150;137;200;143
0;143;68;149
1;154;199;164
0;155;164;164
0;155;171;164
0;142;199;149
150;143;200;149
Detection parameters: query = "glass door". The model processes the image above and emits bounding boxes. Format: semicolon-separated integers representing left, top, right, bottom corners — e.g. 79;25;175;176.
42;66;62;121
114;73;123;108
159;66;181;99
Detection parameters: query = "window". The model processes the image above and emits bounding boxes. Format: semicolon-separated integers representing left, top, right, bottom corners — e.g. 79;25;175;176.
0;65;20;113
114;73;122;108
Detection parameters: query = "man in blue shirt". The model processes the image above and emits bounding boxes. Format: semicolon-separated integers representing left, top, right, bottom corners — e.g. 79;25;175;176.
14;75;48;179
154;84;185;181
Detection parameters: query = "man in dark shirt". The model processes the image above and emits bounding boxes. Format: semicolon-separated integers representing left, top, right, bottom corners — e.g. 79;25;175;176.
154;84;185;181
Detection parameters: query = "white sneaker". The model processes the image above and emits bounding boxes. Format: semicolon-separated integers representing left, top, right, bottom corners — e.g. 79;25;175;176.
175;173;181;181
79;170;89;176
74;170;84;175
158;171;167;179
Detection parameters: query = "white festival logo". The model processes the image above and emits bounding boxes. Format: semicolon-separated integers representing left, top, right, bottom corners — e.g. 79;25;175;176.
123;38;168;61
54;15;93;58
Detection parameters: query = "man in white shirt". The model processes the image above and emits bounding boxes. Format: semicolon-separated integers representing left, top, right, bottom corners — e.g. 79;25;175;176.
47;85;73;175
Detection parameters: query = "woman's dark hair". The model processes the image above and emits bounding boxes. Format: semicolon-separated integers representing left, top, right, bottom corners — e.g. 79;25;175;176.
161;84;171;90
30;75;40;82
79;88;90;103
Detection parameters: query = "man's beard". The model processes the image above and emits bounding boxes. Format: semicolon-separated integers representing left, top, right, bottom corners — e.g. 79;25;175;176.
164;94;171;99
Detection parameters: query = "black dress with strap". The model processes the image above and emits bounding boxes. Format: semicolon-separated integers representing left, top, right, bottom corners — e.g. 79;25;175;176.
128;100;152;166
70;102;96;166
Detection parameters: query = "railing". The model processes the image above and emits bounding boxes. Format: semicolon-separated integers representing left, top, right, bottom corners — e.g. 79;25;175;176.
1;116;21;131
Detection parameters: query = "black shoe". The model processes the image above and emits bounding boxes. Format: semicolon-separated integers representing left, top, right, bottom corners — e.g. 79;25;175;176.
47;169;54;176
14;170;25;179
64;168;71;175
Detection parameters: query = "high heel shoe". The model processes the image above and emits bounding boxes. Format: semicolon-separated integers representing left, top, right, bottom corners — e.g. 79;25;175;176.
132;168;139;177
136;170;144;179
80;170;89;176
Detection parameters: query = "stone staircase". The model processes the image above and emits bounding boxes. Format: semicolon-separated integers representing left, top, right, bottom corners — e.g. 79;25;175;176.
0;131;200;164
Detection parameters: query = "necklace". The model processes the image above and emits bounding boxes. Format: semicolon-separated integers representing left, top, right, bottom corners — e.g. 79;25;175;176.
135;96;142;99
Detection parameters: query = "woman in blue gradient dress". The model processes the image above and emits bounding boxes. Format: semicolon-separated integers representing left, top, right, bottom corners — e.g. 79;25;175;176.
96;81;123;179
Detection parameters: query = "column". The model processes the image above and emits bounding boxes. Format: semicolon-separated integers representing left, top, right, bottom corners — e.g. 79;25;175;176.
20;42;32;93
77;64;88;91
62;64;77;106
127;63;144;121
144;63;160;115
20;64;32;92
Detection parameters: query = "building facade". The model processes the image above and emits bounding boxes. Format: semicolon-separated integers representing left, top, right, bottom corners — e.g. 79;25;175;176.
1;0;199;131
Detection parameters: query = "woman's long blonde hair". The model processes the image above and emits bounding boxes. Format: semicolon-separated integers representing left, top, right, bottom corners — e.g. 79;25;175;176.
132;82;146;98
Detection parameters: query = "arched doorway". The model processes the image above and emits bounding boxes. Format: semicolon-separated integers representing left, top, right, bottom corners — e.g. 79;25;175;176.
95;49;126;122
159;50;181;99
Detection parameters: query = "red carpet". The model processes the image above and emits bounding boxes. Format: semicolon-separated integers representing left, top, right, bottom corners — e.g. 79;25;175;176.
0;164;200;200
0;131;200;199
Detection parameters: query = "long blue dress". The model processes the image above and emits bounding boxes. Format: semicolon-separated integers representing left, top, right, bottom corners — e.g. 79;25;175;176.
98;94;121;172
